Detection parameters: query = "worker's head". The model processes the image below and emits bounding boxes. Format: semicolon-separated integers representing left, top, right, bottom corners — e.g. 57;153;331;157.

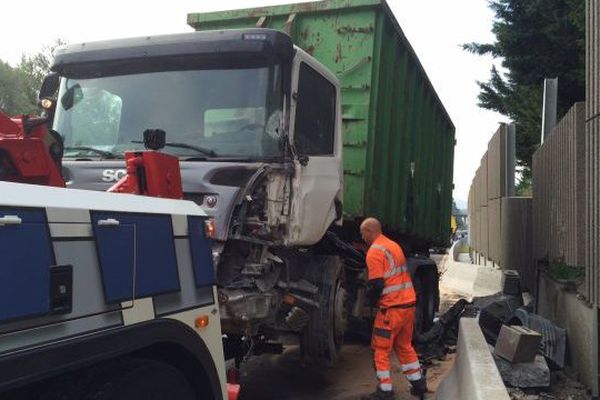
360;217;382;245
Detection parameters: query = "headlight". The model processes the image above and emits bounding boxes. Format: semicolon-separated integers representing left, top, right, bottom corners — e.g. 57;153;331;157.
40;98;54;110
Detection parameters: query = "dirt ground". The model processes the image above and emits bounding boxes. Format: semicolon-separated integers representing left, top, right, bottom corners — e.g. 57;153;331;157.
238;342;454;400
239;253;456;400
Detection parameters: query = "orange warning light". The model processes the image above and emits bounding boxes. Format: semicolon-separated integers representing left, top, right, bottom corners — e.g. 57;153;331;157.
195;315;209;328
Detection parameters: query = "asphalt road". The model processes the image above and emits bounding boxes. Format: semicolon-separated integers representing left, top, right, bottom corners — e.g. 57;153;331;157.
238;341;454;400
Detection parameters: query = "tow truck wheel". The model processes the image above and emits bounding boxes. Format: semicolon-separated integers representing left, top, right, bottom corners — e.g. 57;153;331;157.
300;255;348;367
42;358;199;400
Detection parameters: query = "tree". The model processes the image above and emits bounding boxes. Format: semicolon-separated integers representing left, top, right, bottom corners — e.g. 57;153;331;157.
464;0;585;190
0;40;64;115
0;60;30;114
17;40;65;113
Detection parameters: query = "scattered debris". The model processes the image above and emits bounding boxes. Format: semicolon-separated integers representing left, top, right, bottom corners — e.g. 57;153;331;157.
494;352;551;389
474;292;523;343
502;270;522;296
507;371;589;400
495;325;543;363
413;298;469;361
508;309;567;369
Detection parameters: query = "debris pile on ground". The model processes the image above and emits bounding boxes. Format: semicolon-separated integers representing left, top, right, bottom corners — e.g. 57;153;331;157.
494;352;551;388
449;269;589;399
413;298;469;361
507;371;589;399
474;292;524;343
494;325;542;363
509;308;567;369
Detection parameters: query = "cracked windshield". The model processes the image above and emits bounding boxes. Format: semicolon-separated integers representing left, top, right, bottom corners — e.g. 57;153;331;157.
55;66;282;159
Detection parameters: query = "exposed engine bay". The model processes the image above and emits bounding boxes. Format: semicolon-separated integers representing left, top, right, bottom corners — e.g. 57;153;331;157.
211;164;327;333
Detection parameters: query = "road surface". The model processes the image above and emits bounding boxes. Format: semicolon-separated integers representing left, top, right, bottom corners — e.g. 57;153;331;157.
238;342;454;400
239;253;456;400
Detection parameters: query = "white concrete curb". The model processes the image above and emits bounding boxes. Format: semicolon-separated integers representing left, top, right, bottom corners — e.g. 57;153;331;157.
435;318;510;400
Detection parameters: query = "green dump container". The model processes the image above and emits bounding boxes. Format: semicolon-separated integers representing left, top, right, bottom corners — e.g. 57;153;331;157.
188;0;455;248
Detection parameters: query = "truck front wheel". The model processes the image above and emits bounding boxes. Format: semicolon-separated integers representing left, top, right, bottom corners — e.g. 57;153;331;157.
300;255;348;367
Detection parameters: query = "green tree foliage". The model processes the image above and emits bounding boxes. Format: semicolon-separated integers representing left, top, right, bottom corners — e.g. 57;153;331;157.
0;60;31;114
0;40;64;115
464;0;585;188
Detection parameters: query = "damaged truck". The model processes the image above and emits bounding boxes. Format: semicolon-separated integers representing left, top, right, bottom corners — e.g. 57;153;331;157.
42;0;455;366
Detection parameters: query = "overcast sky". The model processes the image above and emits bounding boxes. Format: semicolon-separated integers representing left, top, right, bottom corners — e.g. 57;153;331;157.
0;0;508;204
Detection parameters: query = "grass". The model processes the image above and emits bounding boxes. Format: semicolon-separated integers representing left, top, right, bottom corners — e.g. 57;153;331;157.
548;262;585;281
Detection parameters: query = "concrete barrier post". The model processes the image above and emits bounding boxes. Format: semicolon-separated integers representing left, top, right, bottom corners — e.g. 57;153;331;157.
436;318;510;400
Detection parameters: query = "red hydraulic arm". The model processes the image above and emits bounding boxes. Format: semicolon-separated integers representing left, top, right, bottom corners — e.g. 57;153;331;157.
107;150;183;199
0;111;65;187
107;129;183;199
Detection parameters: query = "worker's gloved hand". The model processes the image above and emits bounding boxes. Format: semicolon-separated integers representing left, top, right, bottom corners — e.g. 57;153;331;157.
365;278;384;307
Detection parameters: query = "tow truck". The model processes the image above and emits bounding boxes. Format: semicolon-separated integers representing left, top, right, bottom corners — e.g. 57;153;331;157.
0;111;234;399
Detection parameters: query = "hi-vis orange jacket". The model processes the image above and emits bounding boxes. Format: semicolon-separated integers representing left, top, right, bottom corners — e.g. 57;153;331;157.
366;234;416;308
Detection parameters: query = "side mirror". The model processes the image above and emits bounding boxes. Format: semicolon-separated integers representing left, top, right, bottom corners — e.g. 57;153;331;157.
38;73;60;124
39;73;60;100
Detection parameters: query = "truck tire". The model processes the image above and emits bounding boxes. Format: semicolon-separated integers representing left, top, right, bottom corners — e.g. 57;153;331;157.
41;358;200;400
412;265;439;334
300;256;347;367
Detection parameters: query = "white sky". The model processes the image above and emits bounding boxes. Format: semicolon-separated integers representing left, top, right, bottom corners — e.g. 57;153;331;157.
0;0;508;204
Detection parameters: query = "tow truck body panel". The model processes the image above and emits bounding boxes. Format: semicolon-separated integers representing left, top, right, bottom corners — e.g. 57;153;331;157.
0;181;227;399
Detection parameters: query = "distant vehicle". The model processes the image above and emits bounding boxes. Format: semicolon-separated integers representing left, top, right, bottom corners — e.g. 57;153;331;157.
455;230;469;241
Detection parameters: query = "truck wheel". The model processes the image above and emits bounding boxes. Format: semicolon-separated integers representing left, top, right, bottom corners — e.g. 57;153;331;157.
300;256;348;367
42;358;200;400
413;265;439;334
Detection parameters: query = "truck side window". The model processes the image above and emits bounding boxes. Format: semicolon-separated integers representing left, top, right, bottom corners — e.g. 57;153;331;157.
294;63;336;156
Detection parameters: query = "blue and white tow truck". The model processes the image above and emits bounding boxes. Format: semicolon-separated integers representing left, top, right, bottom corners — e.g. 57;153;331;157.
0;179;230;399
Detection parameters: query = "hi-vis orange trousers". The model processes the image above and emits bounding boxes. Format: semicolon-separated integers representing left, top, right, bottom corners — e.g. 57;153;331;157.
371;306;422;392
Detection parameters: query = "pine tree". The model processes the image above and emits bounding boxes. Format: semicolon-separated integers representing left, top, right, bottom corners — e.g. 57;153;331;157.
464;0;585;191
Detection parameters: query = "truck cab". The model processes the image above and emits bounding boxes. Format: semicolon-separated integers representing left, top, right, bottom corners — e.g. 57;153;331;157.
55;29;342;246
49;29;349;365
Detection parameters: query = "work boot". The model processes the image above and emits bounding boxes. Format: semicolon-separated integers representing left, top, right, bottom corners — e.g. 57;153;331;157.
409;377;429;398
360;387;395;400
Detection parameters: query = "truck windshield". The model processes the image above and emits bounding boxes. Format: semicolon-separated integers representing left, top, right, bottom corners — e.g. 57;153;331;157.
54;66;283;160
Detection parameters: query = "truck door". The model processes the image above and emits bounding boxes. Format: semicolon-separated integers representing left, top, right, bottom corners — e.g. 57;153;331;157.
287;56;343;246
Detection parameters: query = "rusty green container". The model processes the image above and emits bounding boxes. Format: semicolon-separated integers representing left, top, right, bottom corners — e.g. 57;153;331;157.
188;0;455;248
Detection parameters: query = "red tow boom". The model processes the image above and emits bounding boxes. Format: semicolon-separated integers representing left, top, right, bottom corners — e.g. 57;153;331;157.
0;111;65;187
107;150;183;199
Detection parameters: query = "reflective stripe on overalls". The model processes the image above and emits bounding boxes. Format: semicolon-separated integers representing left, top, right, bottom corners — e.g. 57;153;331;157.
370;244;408;279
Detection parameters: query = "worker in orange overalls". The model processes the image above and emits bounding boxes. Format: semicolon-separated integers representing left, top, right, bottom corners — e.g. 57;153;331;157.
360;218;428;400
